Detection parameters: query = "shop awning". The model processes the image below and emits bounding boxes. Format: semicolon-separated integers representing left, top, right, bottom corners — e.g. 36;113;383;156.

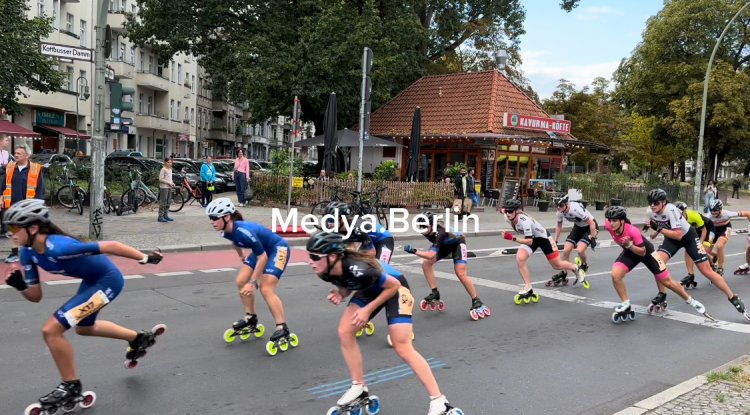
0;120;40;138
36;124;90;139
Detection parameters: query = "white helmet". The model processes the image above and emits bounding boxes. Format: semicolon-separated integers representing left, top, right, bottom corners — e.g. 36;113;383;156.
205;197;235;217
4;199;50;226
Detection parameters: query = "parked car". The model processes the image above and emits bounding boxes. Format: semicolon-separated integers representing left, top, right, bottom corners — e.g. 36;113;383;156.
108;150;144;158
212;161;235;190
29;153;75;170
248;159;269;171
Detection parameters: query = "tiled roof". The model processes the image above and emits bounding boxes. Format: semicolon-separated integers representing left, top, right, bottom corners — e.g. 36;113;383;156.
369;70;573;139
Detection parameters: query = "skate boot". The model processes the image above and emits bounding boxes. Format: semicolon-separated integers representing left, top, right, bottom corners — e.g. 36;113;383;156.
729;295;750;322
716;266;725;276
680;274;697;289
734;264;750;275
611;301;636;324
125;324;167;368
514;287;539;305
26;380;97;415
428;395;463;415
224;314;265;344
327;382;381;415
545;271;568;287
647;292;667;314
469;297;491;320
420;289;445;312
574;256;589;272
686;297;715;321
573;264;590;288
265;323;299;356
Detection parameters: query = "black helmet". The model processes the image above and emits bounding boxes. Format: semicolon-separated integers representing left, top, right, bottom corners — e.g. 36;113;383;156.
503;199;522;212
709;199;723;212
605;205;628;220
647;188;667;204
306;230;345;254
674;201;688;212
325;201;350;217
417;211;435;232
556;195;569;208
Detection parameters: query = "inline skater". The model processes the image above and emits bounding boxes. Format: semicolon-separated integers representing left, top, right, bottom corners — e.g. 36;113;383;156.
324;202;394;263
706;199;750;276
306;231;463;415
206;197;296;355
646;189;750;320
3;200;165;414
402;211;489;320
501;199;586;304
551;195;598;282
603;206;710;322
733;240;750;275
674;201;713;288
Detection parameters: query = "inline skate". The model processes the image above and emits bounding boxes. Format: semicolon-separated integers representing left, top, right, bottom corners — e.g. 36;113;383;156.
575;256;589;272
223;314;265;344
327;382;381;415
545;271;568;287
265;323;299;356
716;266;725;276
572;260;590;288
420;289;445;312
428;395;465;415
125;323;167;369
24;380;96;415
729;295;750;321
469;297;491;320
734;264;750;275
680;274;697;289
611;302;636;324
647;292;667;314
514;287;539;305
356;322;375;338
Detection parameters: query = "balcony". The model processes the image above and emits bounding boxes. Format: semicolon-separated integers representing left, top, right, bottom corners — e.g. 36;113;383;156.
108;59;135;79
135;69;169;92
211;100;228;112
134;113;171;131
107;10;128;34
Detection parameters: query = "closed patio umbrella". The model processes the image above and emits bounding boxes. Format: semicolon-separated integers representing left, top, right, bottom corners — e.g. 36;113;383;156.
405;107;421;181
322;93;338;174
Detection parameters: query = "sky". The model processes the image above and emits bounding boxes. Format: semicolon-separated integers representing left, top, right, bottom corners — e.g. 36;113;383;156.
518;0;665;99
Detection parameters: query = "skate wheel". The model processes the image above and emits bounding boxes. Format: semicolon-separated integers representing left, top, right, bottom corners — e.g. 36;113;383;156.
124;359;138;369
691;282;698;289
531;294;539;303
419;299;428;311
366;395;381;414
449;408;465;415
279;340;289;352
562;278;569;286
513;294;522;305
523;297;531;304
151;323;167;336
629;311;636;321
62;400;77;412
437;301;446;312
255;323;265;338
356;328;364;337
582;280;591;289
239;329;252;341
24;403;42;415
647;304;655;315
575;257;582;266
477;309;485;318
265;341;278;356
223;328;236;344
483;306;492;316
79;391;96;409
326;406;339;415
429;302;437;311
365;322;375;336
289;333;299;347
469;310;479;321
611;312;621;324
545;280;554;287
387;334;393;347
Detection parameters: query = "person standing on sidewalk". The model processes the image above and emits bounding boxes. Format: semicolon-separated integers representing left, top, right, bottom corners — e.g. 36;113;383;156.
157;158;175;223
1;145;44;262
0;134;12;235
704;180;717;213
234;150;250;207
451;168;473;217
732;177;742;199
199;156;216;208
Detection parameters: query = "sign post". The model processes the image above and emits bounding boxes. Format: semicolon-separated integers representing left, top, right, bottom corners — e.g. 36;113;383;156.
88;0;108;240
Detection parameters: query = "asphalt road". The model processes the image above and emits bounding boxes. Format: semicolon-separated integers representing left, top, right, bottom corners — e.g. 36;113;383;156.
3;233;750;414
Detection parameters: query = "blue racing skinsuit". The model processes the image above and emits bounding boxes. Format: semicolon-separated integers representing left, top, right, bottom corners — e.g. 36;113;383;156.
222;221;290;277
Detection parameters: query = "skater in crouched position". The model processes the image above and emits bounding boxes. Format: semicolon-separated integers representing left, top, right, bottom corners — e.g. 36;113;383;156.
603;206;710;323
206;197;296;355
325;202;395;263
306;231;463;415
645;189;749;321
501;199;586;304
3;200;165;414
673;201;714;288
552;195;598;281
403;211;489;319
705;199;750;276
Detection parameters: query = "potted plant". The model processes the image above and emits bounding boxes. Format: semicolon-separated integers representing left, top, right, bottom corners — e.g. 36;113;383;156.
537;191;550;212
595;200;606;210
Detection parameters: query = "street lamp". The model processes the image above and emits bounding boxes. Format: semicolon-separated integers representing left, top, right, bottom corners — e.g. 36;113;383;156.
693;2;750;210
75;75;90;154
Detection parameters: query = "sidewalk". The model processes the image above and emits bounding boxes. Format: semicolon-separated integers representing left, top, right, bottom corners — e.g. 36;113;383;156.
2;194;749;254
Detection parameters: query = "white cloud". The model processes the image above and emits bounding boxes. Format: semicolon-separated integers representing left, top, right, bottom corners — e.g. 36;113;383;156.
574;6;622;21
520;49;620;98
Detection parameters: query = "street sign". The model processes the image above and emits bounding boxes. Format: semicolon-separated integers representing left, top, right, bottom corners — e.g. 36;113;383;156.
40;42;94;62
292;177;303;188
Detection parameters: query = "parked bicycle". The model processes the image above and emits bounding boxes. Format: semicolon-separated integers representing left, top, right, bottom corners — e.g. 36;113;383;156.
56;165;85;215
349;187;388;228
120;166;146;213
311;185;345;215
166;173;199;213
103;185;122;216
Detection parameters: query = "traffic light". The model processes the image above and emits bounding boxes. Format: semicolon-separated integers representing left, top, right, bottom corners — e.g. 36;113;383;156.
110;82;135;131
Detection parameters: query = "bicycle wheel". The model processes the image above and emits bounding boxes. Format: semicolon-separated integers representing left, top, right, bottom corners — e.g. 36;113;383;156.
56;186;75;208
169;190;186;212
103;197;111;214
121;190;141;213
311;201;330;215
75;189;85;215
376;206;388;229
135;188;148;207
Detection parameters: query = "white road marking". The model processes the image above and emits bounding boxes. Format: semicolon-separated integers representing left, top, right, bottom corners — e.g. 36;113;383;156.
0;284;11;289
45;279;80;285
124;274;145;280
155;271;193;277
200;268;237;273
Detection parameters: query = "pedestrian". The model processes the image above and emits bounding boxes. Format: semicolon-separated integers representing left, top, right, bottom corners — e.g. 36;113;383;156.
157;157;175;223
602;205;708;322
732;177;742;199
646;188;749;321
305;230;463;415
200;156;216;207
551;195;598;283
1;145;44;262
704;180;717;213
402;211;489;320
452;168;473;217
206;198;295;355
468;168;478;207
2;199;165;413
0;134;12;234
500;199;586;303
234;149;250;207
318;169;328;182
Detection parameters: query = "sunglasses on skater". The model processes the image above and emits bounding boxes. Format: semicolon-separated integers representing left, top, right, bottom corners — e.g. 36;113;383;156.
6;224;24;234
208;214;224;221
309;253;324;261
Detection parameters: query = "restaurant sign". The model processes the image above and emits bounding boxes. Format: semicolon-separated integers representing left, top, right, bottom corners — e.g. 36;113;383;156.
503;113;571;135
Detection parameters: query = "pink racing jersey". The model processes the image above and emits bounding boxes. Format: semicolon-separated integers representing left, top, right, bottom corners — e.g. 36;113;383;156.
605;219;644;248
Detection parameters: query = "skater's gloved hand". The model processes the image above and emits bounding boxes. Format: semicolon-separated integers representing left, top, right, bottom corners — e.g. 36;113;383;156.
327;289;344;305
503;232;516;241
5;269;27;291
139;249;163;264
403;244;417;254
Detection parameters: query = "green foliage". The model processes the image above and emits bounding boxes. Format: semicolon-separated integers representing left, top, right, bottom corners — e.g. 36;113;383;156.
0;0;66;115
269;150;303;177
373;160;397;181
444;162;467;179
336;170;357;180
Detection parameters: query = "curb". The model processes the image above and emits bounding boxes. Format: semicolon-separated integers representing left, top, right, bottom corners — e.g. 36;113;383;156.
613;354;750;414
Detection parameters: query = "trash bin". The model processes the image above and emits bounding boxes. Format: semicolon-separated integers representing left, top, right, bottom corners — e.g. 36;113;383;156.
610;198;622;207
595;201;606;211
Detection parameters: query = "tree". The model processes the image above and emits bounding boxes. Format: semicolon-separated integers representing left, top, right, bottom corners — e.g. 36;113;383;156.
126;0;581;130
622;114;673;178
0;0;66;115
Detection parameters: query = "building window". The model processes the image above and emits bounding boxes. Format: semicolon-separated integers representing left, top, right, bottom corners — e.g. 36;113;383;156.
79;20;87;47
119;42;125;60
52;0;59;28
130;46;135;64
139;51;144;71
38;0;46;17
184;106;188;121
198;110;202;127
177;64;182;83
190;108;194;125
383;147;396;158
148;55;154;73
109;0;115;11
66;13;74;32
176;101;181;120
78;70;86;96
191;75;195;94
131;4;136;14
66;67;74;91
138;93;144;113
120;0;126;11
147;96;153;114
170;60;175;82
